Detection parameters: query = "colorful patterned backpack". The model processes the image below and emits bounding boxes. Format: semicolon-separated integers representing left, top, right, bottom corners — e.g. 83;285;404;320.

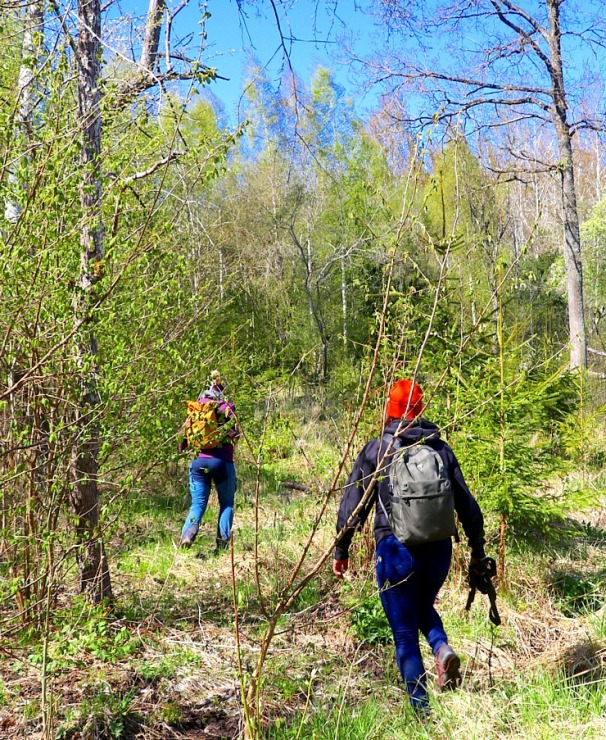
183;399;226;451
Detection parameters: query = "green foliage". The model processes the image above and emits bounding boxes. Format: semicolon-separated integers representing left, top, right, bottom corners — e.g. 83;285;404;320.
441;353;578;533
557;375;606;495
423;135;496;247
137;660;177;682
223;67;401;383
581;197;606;334
56;686;140;739
342;582;391;646
2;9;605;737
550;570;605;617
27;602;140;675
513;251;569;346
135;647;204;682
158;700;183;725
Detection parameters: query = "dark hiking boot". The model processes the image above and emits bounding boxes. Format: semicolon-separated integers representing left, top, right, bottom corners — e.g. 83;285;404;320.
434;644;461;691
215;537;230;553
180;524;199;549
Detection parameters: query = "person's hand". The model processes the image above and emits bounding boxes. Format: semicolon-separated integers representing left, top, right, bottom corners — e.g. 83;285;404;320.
470;556;495;577
333;559;349;578
468;557;497;594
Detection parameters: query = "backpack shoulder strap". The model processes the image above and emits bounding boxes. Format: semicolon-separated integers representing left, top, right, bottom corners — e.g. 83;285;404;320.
377;432;403;474
381;432;402;454
377;433;402;521
378;491;390;523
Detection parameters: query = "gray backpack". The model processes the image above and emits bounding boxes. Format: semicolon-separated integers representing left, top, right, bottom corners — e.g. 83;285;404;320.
379;437;456;546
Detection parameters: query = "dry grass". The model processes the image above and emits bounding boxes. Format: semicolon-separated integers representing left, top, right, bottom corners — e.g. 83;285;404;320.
1;481;605;738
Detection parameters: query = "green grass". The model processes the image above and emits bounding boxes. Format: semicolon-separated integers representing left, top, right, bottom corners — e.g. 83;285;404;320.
266;696;423;739
4;424;606;739
264;667;606;739
491;668;606;738
56;685;141;739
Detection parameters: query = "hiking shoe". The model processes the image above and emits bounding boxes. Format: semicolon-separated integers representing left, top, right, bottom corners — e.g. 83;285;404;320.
434;644;461;691
215;537;229;553
180;524;199;549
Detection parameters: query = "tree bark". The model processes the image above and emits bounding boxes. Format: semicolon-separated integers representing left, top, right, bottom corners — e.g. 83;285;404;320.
341;255;348;351
140;0;166;71
546;0;587;369
5;0;44;223
72;0;112;603
375;0;590;369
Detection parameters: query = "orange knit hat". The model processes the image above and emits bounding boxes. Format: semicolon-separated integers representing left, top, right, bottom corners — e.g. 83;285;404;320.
386;379;424;420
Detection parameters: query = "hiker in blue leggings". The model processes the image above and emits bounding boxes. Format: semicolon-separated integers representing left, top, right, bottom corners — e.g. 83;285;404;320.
179;372;239;551
333;379;489;716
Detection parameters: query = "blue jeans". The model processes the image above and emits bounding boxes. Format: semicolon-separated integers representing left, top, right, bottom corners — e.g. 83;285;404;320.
376;534;452;711
181;457;236;542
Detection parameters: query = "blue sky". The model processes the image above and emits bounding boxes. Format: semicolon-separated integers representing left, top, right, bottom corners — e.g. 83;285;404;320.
172;1;379;124
108;0;604;132
107;1;380;123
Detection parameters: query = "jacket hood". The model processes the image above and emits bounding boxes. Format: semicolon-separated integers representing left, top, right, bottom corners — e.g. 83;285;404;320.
384;417;441;444
200;386;224;401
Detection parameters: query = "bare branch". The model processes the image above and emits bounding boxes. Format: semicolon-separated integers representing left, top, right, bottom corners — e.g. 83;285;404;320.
490;0;552;69
122;151;185;183
381;66;552;99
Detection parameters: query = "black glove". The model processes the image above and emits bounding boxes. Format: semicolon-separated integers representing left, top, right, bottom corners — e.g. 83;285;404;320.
468;556;497;593
466;556;501;626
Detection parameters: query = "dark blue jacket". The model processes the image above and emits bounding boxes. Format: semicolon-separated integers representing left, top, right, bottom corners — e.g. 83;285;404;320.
335;418;486;560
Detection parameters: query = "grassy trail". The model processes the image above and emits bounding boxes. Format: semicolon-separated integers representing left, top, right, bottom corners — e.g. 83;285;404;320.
1;465;605;738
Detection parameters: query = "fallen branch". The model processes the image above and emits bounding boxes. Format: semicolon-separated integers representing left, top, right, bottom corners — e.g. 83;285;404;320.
280;481;311;493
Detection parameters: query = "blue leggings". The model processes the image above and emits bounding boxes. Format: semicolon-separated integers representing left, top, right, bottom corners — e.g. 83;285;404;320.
376;534;452;711
181;457;236;541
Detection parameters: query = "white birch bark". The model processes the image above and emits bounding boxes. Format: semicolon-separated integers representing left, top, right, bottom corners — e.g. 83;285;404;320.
5;0;43;224
341;255;347;350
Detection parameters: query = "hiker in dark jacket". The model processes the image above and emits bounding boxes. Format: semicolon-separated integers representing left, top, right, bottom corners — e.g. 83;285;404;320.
179;371;239;551
333;379;487;715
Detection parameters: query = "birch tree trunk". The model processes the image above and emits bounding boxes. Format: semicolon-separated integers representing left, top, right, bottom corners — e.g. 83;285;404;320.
140;0;166;71
5;0;43;223
341;255;347;351
71;0;112;603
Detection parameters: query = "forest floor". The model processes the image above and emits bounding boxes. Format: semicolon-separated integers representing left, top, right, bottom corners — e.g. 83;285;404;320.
1;467;606;739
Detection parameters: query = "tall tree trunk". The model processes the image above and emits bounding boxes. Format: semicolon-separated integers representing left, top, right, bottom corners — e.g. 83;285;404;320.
140;0;166;71
557;134;586;370
5;0;43;223
341;255;347;351
71;0;112;603
114;0;168;106
547;0;587;370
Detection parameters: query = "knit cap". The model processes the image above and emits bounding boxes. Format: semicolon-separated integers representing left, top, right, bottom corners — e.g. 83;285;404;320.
386;379;424;420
